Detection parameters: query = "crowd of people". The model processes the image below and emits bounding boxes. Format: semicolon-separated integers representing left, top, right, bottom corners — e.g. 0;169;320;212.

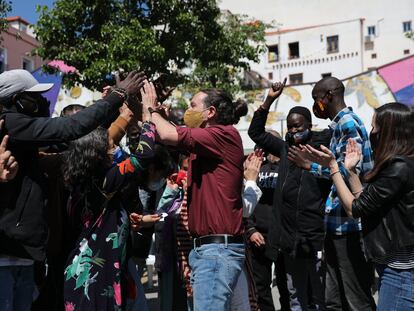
0;67;413;311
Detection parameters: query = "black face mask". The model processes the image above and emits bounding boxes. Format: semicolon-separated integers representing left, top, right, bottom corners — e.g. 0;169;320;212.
14;93;50;116
369;131;380;153
285;129;312;146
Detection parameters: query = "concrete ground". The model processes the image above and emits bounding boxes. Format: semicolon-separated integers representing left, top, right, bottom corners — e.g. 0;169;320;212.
143;268;379;310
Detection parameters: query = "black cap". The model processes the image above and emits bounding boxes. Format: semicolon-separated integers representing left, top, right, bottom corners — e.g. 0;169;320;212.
287;106;312;123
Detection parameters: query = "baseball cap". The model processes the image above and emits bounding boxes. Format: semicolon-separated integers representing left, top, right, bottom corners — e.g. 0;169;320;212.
0;69;54;104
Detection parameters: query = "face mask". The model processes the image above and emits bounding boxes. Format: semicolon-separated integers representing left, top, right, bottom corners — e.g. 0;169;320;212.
183;109;206;128
147;179;166;192
369;130;380;153
312;98;329;119
285;129;312;146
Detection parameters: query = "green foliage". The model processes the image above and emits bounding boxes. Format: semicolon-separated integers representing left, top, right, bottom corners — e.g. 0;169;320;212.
33;0;267;92
0;0;11;39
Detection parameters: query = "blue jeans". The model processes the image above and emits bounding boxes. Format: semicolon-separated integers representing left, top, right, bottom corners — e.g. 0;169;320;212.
376;265;414;311
189;243;245;311
0;265;34;311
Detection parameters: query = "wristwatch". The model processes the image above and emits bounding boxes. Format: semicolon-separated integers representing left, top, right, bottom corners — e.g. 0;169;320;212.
148;107;160;115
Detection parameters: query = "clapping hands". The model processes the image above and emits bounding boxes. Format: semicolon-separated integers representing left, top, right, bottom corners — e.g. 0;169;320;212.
244;149;264;181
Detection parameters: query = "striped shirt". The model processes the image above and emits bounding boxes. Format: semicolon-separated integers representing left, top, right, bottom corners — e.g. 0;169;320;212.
310;107;374;234
374;246;414;269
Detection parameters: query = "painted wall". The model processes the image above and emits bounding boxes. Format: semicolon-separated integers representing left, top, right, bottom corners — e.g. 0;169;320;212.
0;24;43;72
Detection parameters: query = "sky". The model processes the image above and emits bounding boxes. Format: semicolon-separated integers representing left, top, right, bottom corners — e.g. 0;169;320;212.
10;0;55;24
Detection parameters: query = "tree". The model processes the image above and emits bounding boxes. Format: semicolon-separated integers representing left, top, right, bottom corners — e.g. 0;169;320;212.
0;0;11;38
33;0;267;91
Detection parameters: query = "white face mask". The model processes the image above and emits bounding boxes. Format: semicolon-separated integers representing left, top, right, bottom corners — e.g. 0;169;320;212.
147;179;166;192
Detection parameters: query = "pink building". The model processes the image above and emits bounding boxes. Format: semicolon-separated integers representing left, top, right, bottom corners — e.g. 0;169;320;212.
0;16;44;73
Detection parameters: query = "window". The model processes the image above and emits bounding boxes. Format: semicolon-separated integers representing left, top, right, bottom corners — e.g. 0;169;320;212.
22;58;33;72
321;73;331;78
268;72;273;80
367;26;376;36
267;44;279;62
371;53;377;59
288;42;300;59
19;23;27;32
404;49;410;55
0;48;6;73
289;73;303;85
403;21;412;32
327;35;339;53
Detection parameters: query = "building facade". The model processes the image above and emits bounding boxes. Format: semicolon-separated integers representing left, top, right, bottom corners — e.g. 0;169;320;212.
0;16;43;73
253;19;365;84
221;0;414;84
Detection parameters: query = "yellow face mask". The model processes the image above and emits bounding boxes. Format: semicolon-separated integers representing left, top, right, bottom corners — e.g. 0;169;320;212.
183;109;207;128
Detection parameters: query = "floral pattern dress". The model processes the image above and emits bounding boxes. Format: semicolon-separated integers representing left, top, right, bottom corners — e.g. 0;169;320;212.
64;122;156;311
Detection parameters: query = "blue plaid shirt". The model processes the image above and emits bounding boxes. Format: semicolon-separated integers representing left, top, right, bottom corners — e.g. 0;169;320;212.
310;107;374;234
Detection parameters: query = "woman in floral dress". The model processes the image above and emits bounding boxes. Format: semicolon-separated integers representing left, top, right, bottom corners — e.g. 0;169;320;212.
62;119;156;311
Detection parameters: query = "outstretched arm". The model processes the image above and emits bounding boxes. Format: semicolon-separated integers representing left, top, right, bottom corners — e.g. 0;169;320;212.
141;81;178;146
5;72;146;147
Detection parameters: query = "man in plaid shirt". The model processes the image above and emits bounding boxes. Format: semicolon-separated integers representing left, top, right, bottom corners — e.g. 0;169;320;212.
310;107;374;234
292;77;376;311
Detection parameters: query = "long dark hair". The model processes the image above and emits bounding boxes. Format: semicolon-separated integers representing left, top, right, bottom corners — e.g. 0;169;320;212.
201;89;248;125
365;102;414;181
62;127;111;191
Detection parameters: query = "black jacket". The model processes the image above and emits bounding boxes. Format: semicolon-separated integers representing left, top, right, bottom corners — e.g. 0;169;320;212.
0;93;123;261
248;108;331;258
352;156;414;260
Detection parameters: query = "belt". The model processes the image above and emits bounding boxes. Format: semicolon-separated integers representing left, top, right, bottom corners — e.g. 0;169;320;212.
193;234;244;248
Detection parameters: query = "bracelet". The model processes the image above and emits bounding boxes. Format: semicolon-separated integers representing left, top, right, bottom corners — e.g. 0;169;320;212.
352;189;363;195
148;107;163;116
330;170;340;177
112;88;128;102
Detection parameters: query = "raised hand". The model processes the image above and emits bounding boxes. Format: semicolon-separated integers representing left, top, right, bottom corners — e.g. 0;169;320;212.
152;74;175;103
261;78;287;110
102;86;112;98
344;138;361;172
140;80;158;110
117;71;147;97
119;103;134;120
0;120;19;182
269;77;287;99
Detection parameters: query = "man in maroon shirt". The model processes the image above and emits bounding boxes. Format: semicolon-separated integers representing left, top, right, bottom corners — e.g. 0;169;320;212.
141;81;248;310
